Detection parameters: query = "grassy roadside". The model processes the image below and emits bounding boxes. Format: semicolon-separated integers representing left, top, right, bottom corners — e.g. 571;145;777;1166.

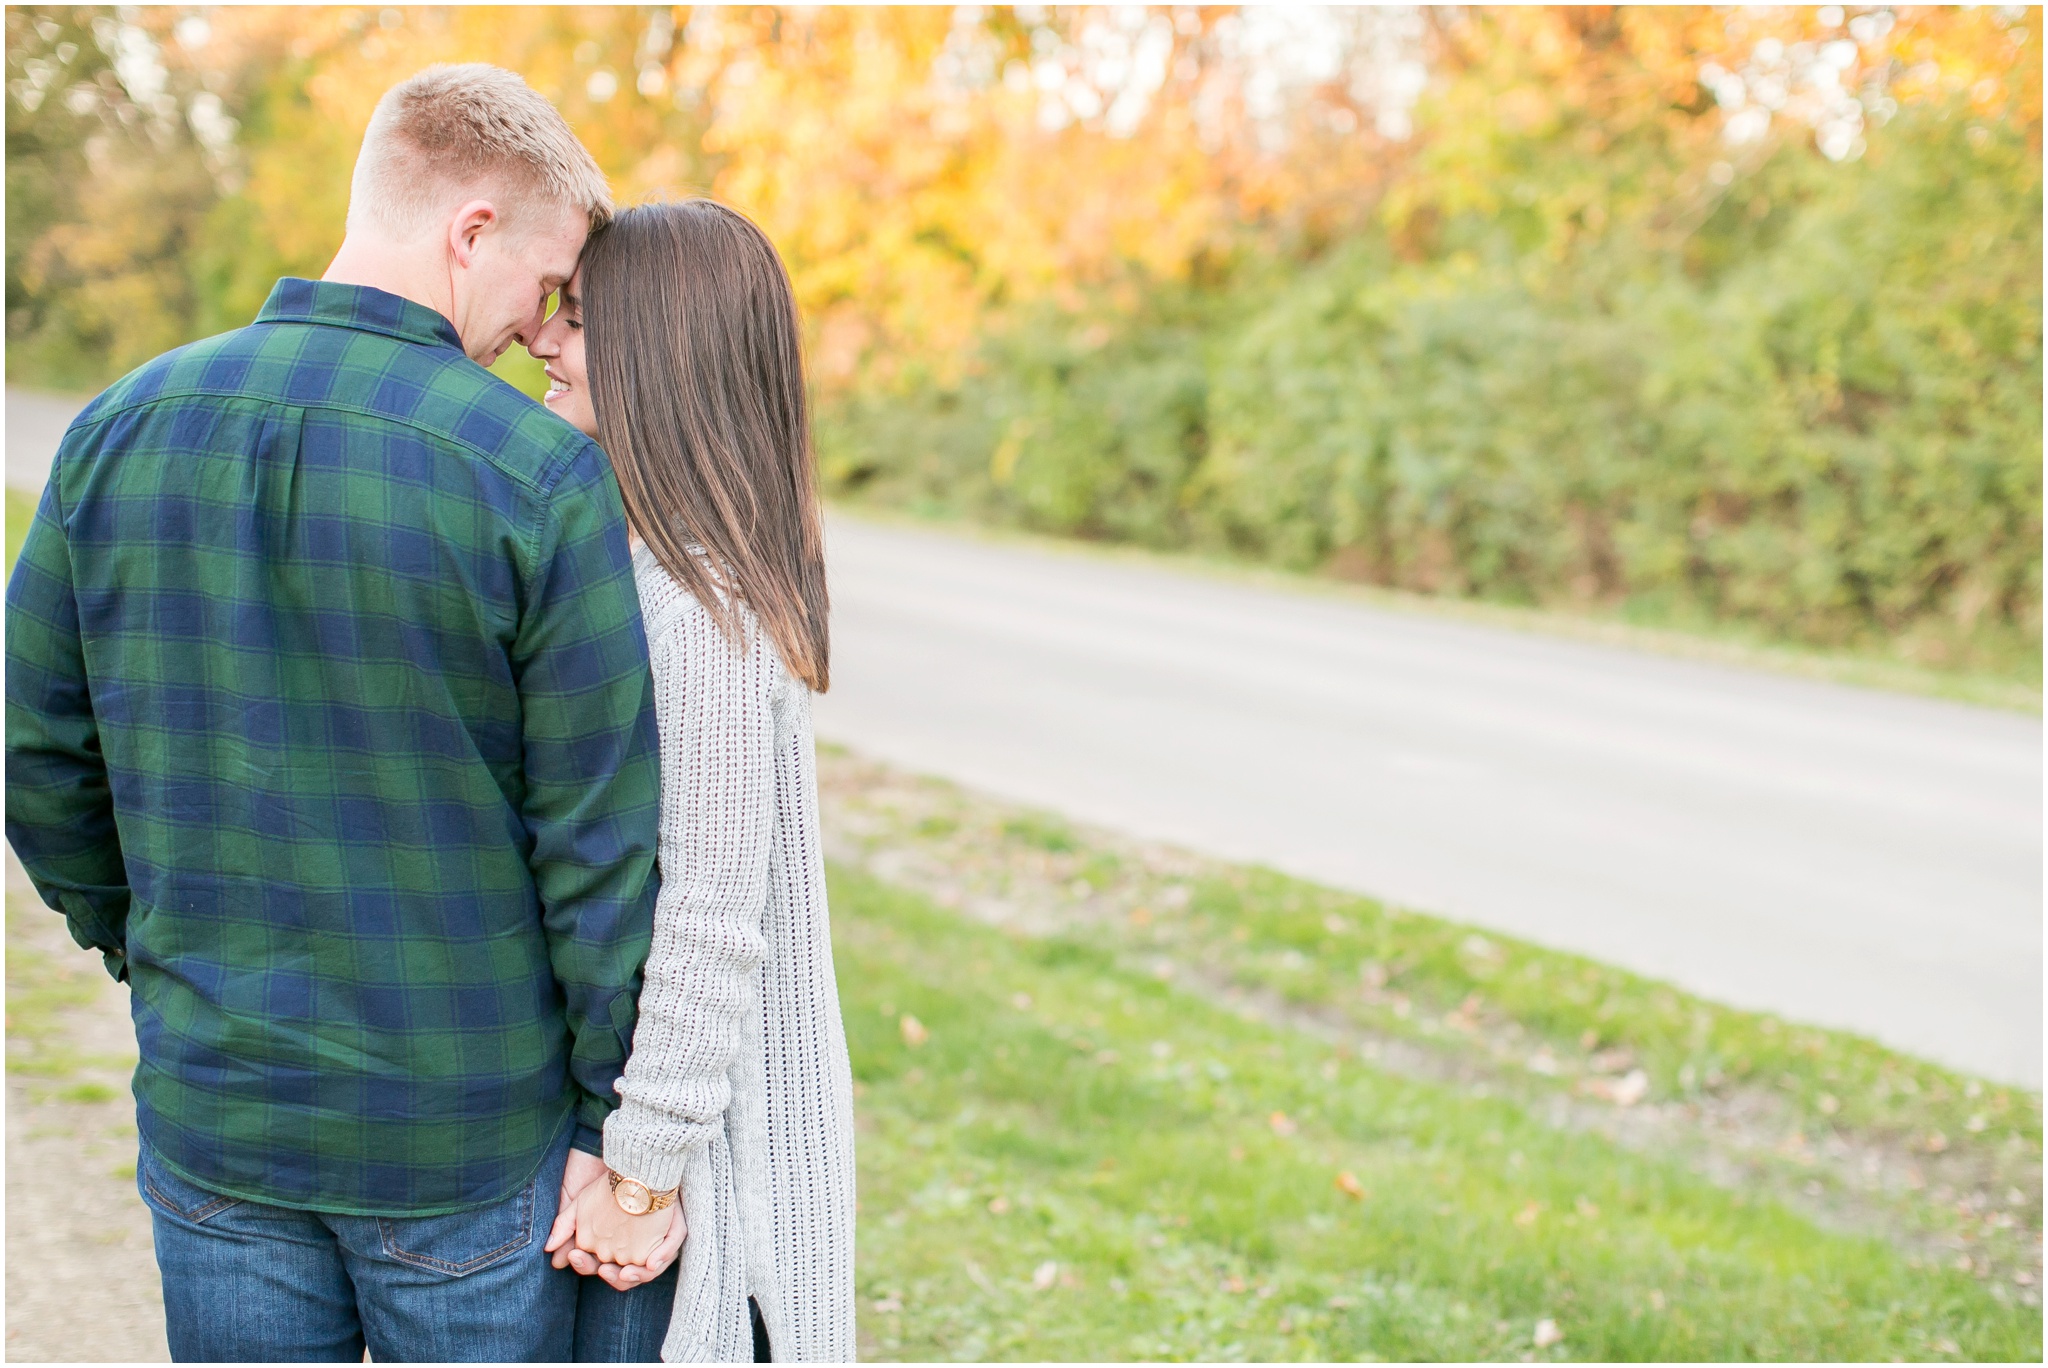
837;865;2038;1360
821;749;2042;1360
7;486;36;570
824;502;2043;714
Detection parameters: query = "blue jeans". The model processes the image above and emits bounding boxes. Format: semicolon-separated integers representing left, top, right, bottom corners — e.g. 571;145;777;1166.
573;1261;679;1362
137;1131;577;1362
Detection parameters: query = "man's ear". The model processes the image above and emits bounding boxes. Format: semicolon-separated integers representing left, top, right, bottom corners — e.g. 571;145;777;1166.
447;199;500;270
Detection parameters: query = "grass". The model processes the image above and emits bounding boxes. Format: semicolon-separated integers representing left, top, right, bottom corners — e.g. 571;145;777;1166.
835;864;2041;1361
826;502;2042;714
4;897;133;1081
1174;864;2037;1154
8;485;36;570
818;750;2042;1360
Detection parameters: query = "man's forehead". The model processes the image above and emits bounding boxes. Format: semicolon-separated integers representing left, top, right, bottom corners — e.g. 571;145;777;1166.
523;206;588;257
536;237;585;285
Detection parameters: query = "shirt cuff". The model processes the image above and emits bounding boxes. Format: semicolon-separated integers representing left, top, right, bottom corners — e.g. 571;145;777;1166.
571;1122;606;1158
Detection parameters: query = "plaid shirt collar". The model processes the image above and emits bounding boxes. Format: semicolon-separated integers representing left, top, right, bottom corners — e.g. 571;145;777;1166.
256;277;466;355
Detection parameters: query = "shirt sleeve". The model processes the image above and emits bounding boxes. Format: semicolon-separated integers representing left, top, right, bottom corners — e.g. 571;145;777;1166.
602;590;781;1194
5;468;132;981
511;441;663;1148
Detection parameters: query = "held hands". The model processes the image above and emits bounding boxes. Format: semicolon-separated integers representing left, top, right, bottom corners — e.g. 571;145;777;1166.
546;1154;687;1291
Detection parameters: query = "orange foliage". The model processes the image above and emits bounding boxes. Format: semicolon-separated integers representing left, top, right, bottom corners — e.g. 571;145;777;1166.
26;5;2043;389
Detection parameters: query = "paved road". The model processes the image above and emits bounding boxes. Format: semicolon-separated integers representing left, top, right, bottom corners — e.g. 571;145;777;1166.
8;390;2040;1084
814;515;2043;1086
7;388;86;496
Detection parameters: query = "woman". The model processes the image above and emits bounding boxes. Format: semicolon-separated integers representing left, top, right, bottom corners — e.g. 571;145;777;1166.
531;200;856;1362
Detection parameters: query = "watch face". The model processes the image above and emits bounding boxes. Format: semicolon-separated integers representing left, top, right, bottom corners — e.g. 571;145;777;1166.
615;1178;653;1215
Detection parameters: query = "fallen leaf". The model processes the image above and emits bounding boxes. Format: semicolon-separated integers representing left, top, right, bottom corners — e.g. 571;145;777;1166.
987;1196;1010;1215
899;1014;929;1047
1925;1130;1949;1154
964;1259;995;1294
1335;1171;1368;1200
1515;1201;1542;1228
1269;1111;1298;1137
1223;1275;1247;1294
872;1296;902;1314
1610;1069;1650;1107
1129;905;1153;926
1966;1113;1988;1133
1533;1318;1564;1349
1575;1195;1599;1219
1011;992;1032;1011
1526;1050;1559;1076
1228;1145;1247;1162
1817;1092;1840;1115
1032;1260;1059;1291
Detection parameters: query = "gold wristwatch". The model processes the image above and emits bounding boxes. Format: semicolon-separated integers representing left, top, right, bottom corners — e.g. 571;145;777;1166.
608;1170;679;1216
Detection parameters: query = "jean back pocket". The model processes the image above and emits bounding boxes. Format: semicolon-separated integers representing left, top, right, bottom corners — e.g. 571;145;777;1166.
137;1145;244;1226
375;1170;540;1278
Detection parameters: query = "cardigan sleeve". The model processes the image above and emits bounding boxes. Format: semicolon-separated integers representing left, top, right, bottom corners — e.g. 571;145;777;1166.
601;596;781;1193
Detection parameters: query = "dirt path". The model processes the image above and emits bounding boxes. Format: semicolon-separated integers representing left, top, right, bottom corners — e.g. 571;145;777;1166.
6;854;168;1363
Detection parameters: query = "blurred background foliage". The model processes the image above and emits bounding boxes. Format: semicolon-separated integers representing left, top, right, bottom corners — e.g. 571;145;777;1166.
5;4;2040;674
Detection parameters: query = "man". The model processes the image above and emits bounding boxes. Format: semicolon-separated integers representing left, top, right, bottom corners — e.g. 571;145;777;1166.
5;65;659;1362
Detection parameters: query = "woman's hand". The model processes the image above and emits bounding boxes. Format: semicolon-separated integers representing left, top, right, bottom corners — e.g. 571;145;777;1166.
595;1201;688;1291
569;1176;678;1269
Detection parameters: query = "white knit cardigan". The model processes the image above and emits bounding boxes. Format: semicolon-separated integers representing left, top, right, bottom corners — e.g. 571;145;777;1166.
602;544;857;1363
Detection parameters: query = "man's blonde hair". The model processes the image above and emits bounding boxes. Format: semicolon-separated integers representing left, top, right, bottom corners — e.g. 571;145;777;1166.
347;64;613;240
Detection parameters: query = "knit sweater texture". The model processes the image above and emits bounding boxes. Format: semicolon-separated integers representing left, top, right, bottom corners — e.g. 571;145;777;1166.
603;544;857;1362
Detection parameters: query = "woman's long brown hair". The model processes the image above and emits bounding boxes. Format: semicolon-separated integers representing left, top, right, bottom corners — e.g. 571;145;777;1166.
581;199;829;691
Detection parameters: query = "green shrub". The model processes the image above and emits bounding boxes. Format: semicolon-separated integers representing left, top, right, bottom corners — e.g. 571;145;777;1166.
822;107;2042;674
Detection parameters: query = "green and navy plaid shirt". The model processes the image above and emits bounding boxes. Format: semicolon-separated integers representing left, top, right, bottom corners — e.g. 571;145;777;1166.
5;279;662;1216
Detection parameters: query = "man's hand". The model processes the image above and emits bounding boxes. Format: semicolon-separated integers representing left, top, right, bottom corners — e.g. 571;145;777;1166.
595;1202;687;1292
560;1173;674;1272
546;1149;610;1271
